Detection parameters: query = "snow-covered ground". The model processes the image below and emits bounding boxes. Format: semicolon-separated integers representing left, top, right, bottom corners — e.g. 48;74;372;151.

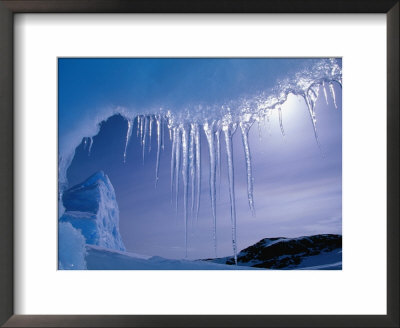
85;245;258;270
84;244;340;270
296;249;342;270
203;234;342;270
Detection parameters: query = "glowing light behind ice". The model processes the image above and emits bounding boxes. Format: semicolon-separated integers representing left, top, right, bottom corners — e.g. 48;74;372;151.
59;58;342;260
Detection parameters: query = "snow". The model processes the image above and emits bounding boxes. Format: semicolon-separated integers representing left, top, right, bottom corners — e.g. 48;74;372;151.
295;249;342;270
60;171;125;251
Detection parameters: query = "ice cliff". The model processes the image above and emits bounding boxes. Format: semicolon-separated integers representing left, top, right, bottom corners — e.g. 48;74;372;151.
59;171;126;252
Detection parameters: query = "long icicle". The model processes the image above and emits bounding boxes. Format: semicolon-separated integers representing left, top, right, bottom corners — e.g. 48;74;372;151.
148;115;153;152
175;127;181;212
329;82;338;109
223;123;238;265
215;129;221;193
239;122;256;217
142;116;148;163
204;121;217;257
308;85;319;110
170;127;177;202
155;116;161;187
189;124;196;217
139;115;144;141
322;81;329;105
161;117;165;150
136;115;141;137
195;124;201;222
181;126;189;257
304;94;320;147
123;119;133;163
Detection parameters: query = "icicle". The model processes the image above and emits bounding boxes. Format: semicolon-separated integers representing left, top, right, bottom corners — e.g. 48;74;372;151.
142;116;148;163
203;121;217;256
123;119;133;163
239;122;256;217
88;137;93;156
329;82;338;109
189;124;196;217
155;116;161;187
136;115;141;137
278;107;285;137
161;117;165;150
304;94;320;146
181;126;189;257
194;124;201;222
170;127;177;200
222;123;238;265
139;115;144;141
215;129;221;188
308;84;320;111
148;115;153;152
174;127;181;212
322;81;329;105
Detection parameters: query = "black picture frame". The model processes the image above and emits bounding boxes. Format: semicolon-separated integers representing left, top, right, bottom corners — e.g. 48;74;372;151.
0;1;398;327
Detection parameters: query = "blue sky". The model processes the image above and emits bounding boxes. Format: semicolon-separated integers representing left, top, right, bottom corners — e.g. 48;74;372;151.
59;58;342;260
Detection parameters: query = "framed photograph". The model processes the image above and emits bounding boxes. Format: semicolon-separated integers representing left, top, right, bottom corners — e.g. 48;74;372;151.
58;57;343;272
0;1;398;327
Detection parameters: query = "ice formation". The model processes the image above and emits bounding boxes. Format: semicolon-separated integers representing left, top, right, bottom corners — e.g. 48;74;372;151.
59;58;342;263
60;171;126;251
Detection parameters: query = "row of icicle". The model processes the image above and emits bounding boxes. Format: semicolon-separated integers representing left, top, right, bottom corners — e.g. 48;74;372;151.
110;79;340;264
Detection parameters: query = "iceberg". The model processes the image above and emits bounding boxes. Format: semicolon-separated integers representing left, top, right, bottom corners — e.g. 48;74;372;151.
60;171;126;251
